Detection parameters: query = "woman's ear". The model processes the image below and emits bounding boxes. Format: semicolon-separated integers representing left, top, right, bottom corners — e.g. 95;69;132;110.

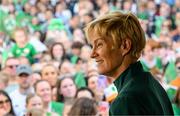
120;39;132;56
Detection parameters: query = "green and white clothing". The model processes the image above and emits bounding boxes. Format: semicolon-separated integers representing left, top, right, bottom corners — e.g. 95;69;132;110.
10;43;37;64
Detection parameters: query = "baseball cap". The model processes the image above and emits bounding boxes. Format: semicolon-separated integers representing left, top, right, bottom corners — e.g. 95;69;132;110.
16;65;32;76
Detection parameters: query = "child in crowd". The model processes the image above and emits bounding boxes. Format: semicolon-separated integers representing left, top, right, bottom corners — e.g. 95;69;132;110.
9;27;37;64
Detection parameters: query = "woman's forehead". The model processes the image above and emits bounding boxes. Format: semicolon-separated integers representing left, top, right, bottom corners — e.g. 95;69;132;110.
62;78;73;83
0;94;7;98
88;32;105;44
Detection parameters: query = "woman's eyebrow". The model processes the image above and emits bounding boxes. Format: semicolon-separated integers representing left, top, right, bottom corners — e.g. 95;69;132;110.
93;38;104;44
89;38;105;48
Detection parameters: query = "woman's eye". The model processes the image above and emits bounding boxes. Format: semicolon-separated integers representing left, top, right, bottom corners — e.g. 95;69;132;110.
97;43;103;48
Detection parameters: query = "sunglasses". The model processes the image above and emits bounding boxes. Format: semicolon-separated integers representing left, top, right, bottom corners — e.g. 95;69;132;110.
7;65;18;69
0;99;10;105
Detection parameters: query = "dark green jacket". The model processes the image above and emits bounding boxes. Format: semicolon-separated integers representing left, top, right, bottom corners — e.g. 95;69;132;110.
109;61;173;115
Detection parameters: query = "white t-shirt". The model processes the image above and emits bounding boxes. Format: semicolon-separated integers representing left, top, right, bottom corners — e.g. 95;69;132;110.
9;88;34;116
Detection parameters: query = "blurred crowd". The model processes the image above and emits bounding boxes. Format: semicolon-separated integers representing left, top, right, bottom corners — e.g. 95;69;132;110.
0;0;180;115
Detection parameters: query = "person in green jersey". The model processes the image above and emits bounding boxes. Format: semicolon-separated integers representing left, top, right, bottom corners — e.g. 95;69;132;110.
10;27;37;64
84;11;173;115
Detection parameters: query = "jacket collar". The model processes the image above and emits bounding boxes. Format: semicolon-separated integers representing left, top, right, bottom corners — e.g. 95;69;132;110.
114;61;144;92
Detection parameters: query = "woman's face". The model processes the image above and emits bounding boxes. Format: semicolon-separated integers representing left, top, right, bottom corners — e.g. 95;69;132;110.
0;94;11;115
42;66;58;87
52;44;64;60
59;78;76;98
89;32;124;77
27;96;43;110
88;76;98;90
36;81;52;104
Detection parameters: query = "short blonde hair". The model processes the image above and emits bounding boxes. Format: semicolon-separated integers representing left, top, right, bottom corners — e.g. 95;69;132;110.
84;11;146;59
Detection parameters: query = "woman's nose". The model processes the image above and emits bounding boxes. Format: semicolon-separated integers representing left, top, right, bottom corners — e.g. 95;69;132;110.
90;49;98;58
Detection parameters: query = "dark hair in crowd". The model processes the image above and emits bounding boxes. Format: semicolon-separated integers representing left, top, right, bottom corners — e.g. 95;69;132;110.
56;76;76;103
75;87;95;98
50;42;66;60
68;97;98;116
0;90;15;115
71;41;83;49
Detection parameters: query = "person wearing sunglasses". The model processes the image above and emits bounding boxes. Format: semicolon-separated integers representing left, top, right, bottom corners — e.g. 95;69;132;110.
3;57;20;77
0;90;15;116
2;57;20;93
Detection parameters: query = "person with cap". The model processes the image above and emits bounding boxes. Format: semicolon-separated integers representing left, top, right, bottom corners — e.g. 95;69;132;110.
9;65;34;116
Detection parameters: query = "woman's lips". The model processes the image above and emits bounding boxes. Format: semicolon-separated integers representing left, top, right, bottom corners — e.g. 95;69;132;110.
96;60;103;64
